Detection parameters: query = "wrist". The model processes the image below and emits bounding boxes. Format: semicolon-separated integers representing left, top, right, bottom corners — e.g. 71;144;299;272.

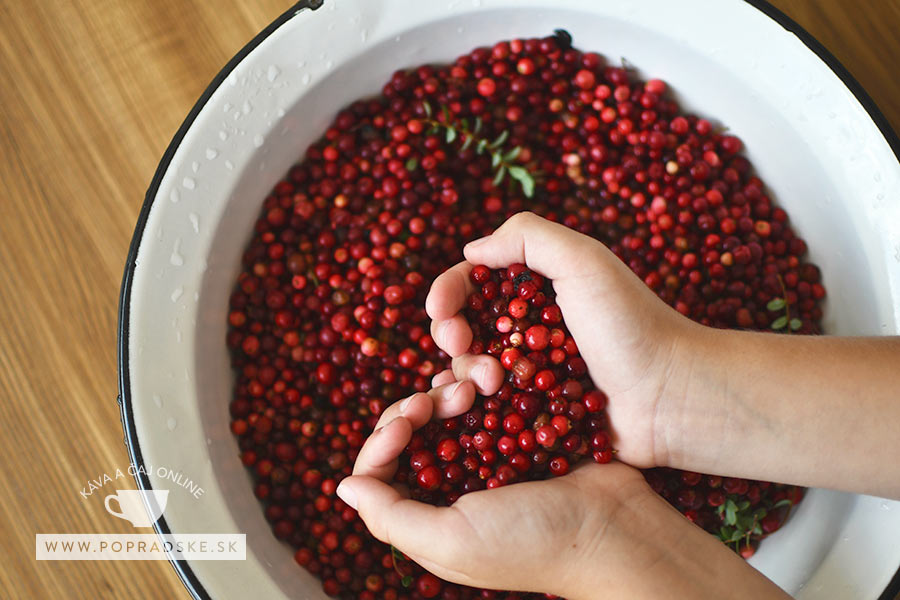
651;320;732;470
562;484;789;600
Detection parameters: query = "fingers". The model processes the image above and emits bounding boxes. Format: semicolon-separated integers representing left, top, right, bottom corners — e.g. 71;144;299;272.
427;262;475;358
426;261;475;321
451;354;504;396
358;383;478;480
336;475;465;563
372;392;434;432
430;314;473;358
463;211;605;279
351;416;414;480
432;369;456;387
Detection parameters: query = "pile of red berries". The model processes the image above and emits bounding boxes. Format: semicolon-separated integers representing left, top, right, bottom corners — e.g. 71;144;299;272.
226;31;821;599
400;264;612;506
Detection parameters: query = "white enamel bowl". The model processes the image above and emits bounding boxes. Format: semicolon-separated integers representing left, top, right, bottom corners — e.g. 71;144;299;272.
118;1;900;598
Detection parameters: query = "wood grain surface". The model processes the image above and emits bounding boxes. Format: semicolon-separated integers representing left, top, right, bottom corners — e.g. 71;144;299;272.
1;1;898;598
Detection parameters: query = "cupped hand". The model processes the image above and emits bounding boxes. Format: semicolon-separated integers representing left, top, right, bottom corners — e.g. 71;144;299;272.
426;211;696;468
336;388;661;598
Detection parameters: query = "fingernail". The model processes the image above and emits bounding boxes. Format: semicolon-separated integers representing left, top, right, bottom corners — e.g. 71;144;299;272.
473;364;488;389
336;482;358;510
399;395;413;413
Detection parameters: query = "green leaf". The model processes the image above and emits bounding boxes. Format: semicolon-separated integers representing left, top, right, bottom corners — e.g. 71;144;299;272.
404;158;418;171
445;127;457;143
476;139;488;154
461;134;473;151
503;146;522;162
489;129;509;149
391;545;404;561
724;499;738;526
508;166;535;198
401;575;413;588
427;124;439;135
441;105;451;123
753;523;763;535
767;298;786;311
719;525;733;541
771;315;788;330
473;116;483;134
521;175;535;198
737;500;751;511
773;499;792;509
492;165;507;186
716;504;725;516
790;318;802;331
422;101;432;117
491;152;502;168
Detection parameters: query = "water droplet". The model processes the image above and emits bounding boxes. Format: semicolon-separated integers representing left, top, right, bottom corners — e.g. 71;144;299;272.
193;291;199;301
301;73;311;85
182;177;196;190
199;258;208;272
880;501;891;510
254;134;265;147
325;60;333;69
170;189;180;203
360;28;368;42
191;161;199;173
170;239;184;266
242;100;253;115
228;73;237;86
223;103;232;113
233;110;241;120
171;287;183;302
874;172;882;182
166;417;178;431
457;26;464;34
395;35;401;42
189;213;200;233
276;108;285;117
153;394;163;408
297;60;306;68
176;330;183;343
206;437;212;445
219;130;228;141
225;160;234;170
205;147;218;160
156;228;164;241
327;22;335;31
267;64;280;82
472;0;481;5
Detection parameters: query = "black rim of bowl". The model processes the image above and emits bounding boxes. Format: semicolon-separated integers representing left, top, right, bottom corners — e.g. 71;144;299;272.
116;1;900;598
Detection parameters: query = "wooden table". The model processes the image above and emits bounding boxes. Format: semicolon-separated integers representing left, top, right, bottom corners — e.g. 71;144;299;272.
1;1;898;598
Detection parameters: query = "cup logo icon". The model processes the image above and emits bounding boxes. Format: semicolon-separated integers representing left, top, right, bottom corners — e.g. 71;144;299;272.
104;490;169;528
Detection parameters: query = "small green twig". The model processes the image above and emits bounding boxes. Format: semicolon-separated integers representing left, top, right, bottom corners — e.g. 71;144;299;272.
767;275;802;333
420;100;536;198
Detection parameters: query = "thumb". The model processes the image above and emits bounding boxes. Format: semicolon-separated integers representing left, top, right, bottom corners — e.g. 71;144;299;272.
463;211;613;280
336;476;462;563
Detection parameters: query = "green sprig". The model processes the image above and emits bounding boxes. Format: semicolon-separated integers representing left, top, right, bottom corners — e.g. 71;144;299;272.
420;100;536;198
768;275;802;333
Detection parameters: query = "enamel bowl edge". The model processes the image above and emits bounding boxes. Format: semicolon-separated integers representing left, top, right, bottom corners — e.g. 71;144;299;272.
118;1;900;598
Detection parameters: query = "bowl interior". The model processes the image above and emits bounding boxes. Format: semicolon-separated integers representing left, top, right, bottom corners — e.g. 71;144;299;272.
126;1;900;598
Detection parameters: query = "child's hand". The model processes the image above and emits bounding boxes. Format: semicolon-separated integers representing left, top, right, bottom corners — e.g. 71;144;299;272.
336;388;790;599
425;211;696;468
335;388;663;597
